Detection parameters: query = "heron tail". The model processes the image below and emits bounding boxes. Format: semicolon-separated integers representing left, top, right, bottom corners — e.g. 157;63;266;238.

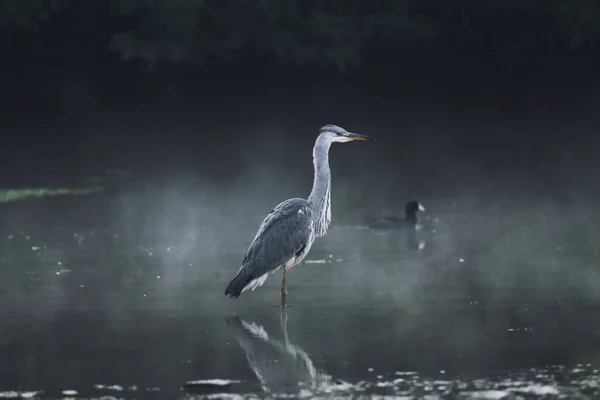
224;270;250;298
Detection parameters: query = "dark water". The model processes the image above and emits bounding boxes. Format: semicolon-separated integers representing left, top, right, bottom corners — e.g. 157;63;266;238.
1;187;600;399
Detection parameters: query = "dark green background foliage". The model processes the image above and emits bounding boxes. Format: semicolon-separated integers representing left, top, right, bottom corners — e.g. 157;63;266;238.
2;0;600;69
0;0;69;29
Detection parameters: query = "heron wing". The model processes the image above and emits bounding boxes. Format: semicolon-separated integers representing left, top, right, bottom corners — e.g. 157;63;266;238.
240;198;312;278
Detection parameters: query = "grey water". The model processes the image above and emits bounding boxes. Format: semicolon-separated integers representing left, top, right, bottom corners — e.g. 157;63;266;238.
1;182;600;399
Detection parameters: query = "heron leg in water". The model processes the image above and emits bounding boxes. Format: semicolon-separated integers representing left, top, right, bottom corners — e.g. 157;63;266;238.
280;269;288;307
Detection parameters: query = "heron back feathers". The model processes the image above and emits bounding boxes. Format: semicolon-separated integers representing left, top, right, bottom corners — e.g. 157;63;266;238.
224;198;314;298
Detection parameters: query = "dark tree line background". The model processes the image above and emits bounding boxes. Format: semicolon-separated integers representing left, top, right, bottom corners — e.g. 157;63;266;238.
3;0;600;69
1;0;600;187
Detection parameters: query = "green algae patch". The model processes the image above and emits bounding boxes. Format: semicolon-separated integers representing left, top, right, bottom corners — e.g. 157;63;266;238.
0;186;104;203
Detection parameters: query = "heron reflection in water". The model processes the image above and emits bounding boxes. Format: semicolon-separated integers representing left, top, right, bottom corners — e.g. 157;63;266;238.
225;125;375;306
226;313;331;396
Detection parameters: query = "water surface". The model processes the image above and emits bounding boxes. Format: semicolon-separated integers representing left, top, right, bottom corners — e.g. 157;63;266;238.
1;189;599;399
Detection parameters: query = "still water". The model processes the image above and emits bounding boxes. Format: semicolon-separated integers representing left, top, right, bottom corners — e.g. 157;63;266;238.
1;190;600;399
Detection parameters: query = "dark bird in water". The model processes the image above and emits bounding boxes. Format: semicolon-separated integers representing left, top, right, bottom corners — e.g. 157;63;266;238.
368;200;425;230
224;124;375;307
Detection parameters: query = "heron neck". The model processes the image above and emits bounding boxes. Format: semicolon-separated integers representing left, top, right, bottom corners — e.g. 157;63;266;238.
308;138;331;237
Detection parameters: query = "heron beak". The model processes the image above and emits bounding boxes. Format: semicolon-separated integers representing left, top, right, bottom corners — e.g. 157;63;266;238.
346;132;375;141
418;203;426;212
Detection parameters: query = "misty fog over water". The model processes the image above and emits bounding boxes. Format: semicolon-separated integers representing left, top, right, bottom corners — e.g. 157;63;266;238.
1;149;600;398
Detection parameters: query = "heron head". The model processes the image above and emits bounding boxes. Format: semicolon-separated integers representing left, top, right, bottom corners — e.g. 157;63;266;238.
405;200;426;215
319;124;375;143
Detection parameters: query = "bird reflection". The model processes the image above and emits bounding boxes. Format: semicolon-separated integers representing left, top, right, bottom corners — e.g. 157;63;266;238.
406;229;427;252
226;312;331;396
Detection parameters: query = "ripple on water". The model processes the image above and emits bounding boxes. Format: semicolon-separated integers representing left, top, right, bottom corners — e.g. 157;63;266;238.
7;365;587;399
178;364;600;399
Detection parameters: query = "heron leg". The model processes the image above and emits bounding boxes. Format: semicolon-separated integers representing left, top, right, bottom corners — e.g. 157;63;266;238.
280;269;288;308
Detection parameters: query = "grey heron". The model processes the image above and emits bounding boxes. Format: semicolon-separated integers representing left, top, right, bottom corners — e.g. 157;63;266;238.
224;124;374;306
